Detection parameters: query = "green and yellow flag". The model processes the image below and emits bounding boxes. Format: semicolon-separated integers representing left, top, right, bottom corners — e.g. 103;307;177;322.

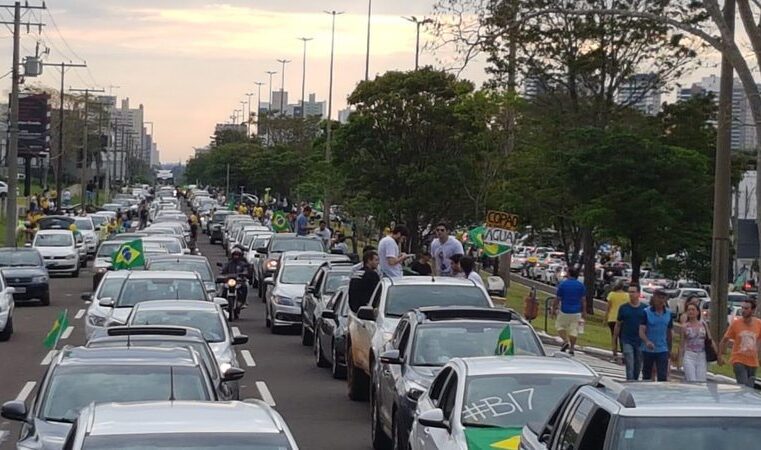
43;309;69;349
272;211;289;233
467;225;511;258
495;325;514;356
464;428;522;449
112;239;145;270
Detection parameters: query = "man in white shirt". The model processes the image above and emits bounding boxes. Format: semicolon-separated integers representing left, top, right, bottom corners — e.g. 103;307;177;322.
430;222;464;276
378;225;410;278
314;220;332;248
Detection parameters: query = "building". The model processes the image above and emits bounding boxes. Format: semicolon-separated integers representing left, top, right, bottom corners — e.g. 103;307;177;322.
150;142;160;166
302;93;325;118
616;73;661;116
338;108;353;124
522;74;547;99
271;91;288;114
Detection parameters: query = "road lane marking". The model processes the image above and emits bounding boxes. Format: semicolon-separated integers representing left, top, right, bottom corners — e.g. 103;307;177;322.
16;382;35;402
41;350;58;365
60;326;74;340
0;431;8;446
75;309;85;320
241;350;256;367
255;381;275;406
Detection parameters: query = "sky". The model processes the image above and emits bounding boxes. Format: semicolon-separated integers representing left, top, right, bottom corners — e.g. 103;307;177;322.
0;0;491;164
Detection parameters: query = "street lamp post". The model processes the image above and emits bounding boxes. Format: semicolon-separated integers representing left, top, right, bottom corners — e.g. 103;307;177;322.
298;37;313;118
254;82;264;134
403;16;433;70
324;10;344;219
245;93;255;137
240;101;247;128
277;59;291;116
266;71;278;113
365;0;372;80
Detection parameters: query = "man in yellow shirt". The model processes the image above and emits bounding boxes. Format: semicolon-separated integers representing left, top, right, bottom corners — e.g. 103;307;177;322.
606;280;629;356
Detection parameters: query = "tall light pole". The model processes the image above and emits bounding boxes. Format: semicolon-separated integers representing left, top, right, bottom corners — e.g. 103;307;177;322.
365;0;372;80
403;16;433;70
324;10;344;218
254;82;265;134
298;37;313;118
240;101;247;128
245;93;254;137
266;71;277;113
276;59;291;115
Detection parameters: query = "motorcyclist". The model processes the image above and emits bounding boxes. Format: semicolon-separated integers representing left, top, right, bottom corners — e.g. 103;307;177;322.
221;248;250;307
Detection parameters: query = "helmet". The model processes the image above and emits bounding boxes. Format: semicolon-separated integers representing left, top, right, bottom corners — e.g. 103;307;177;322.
231;248;243;257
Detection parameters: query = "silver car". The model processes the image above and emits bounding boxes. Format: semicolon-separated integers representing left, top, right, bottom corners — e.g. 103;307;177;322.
264;259;324;333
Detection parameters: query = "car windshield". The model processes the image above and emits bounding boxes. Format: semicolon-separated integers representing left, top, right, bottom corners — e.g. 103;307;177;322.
612;417;757;449
0;250;41;267
35;233;73;247
90;216;108;227
384;286;490;317
325;272;352;295
411;324;543;366
97;277;127;299
213;213;232;222
280;265;320;284
252;237;271;249
97;243;122;258
271;238;325;253
130;310;225;343
144;240;182;253
82;433;293;450
149;261;213;282
460;374;591;429
242;233;258;247
117;279;206;306
74;219;94;230
41;365;209;422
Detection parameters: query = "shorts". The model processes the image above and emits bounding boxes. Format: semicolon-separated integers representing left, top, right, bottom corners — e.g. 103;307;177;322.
556;312;582;337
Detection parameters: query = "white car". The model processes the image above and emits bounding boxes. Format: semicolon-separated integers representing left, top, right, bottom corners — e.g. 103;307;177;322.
33;230;80;277
668;288;710;316
74;216;99;257
83;270;129;340
0;273;15;340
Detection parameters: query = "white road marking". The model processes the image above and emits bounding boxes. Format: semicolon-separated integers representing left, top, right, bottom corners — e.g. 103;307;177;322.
41;350;58;366
60;326;74;340
241;350;256;367
74;309;85;320
0;431;9;445
15;382;35;402
256;381;275;406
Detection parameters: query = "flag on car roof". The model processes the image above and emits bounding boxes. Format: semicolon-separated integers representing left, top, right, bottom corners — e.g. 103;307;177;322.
112;239;145;270
43;309;69;349
495;325;514;356
272;211;290;233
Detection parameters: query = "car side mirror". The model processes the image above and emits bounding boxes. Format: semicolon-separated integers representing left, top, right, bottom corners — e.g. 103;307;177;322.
380;349;402;365
216;262;224;268
81;293;92;302
357;306;376;321
321;310;336;320
1;400;28;422
213;297;229;309
417;408;447;429
232;334;249;345
221;367;246;382
99;298;115;308
306;286;316;295
264;277;274;286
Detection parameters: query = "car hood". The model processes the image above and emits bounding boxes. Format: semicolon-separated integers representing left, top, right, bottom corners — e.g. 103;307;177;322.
407;366;440;385
29;418;72;450
209;342;235;366
109;307;132;325
1;267;46;278
272;283;306;299
94;257;112;268
35;246;75;257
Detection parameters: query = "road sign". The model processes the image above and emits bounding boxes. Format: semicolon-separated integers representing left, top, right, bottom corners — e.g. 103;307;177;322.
486;210;519;231
483;227;518;246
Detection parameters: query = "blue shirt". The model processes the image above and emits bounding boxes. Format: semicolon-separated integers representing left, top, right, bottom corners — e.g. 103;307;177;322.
617;303;647;347
295;213;308;236
640;306;673;353
556;279;585;314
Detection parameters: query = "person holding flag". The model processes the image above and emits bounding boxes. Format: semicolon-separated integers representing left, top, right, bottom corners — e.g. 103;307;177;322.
271;210;290;233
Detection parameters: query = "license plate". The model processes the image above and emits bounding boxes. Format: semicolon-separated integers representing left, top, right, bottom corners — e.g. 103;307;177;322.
14;287;26;293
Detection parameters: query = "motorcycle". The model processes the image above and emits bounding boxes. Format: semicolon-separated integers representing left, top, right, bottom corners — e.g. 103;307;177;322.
216;270;247;321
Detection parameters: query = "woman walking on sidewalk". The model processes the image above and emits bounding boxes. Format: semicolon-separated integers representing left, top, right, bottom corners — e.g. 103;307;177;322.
679;303;716;382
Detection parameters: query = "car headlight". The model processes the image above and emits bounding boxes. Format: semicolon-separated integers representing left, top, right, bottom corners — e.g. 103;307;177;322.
88;314;107;327
96;267;109;274
227;278;237;288
32;275;48;283
66;254;77;259
272;295;294;306
265;260;278;271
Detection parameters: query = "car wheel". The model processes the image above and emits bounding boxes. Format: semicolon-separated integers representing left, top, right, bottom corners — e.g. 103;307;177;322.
332;341;346;379
40;292;50;306
314;330;329;368
347;344;369;401
371;389;391;449
301;321;314;346
0;317;12;341
72;267;80;278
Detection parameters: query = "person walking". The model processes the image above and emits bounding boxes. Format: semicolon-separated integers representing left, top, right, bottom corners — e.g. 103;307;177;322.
430;222;464;276
552;267;585;356
614;284;647;380
639;289;673;381
719;299;761;387
606;281;629;356
679;302;716;382
378;225;409;279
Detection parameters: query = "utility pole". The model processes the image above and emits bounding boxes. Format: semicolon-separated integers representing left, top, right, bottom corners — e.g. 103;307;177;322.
710;0;735;343
254;82;264;135
403;16;432;70
324;10;344;219
69;88;104;207
297;37;313;118
276;59;291;115
245;93;254;137
41;61;86;213
3;1;45;246
365;0;372;81
266;71;277;113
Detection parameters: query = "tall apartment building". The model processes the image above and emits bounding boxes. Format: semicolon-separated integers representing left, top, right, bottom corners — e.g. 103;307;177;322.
616;73;662;116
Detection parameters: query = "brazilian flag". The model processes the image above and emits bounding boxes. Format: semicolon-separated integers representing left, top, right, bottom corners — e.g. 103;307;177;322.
43;309;69;349
467;225;511;258
464;428;522;449
272;211;289;233
112;239;145;270
495;325;514;356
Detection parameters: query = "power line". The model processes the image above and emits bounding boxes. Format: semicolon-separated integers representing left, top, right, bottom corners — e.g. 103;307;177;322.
44;7;84;61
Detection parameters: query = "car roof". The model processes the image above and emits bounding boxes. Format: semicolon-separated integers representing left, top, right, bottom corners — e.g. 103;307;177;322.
458;355;597;377
82;401;284;436
57;346;198;367
146;255;209;264
382;276;481;287
36;229;72;235
125;271;198;280
133;300;218;312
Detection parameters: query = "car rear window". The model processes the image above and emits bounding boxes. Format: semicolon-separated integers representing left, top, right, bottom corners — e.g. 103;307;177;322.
384;285;490;317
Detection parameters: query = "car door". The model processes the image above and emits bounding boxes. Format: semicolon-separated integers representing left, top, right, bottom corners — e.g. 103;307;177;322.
379;320;410;427
358;284;382;370
304;269;325;329
320;290;342;351
424;370;460;450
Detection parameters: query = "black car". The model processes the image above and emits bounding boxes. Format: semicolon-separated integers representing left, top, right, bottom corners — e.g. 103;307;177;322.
301;261;354;346
372;306;546;449
313;286;351;379
208;210;235;244
0;248;50;305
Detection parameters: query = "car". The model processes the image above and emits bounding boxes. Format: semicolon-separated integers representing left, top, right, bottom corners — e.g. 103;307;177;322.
86;325;245;400
142;235;189;256
0;346;218;448
255;234;327;299
346;276;494;401
32;229;81;277
228;225;269;255
246;233;273;285
73;216;99;257
409;356;597;450
519;380;761;450
62;400;299;449
265;259;324;333
314;286;351;378
301;261;354;346
0;272;15;341
222;216;256;252
208;210;236;243
126;300;248;385
0;247;50;305
374;307;546;448
145;254;217;297
82;271;130;339
668;287;710;316
91;239;135;290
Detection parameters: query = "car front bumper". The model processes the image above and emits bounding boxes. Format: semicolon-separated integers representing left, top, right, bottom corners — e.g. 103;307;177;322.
272;304;302;327
44;260;78;273
9;282;49;301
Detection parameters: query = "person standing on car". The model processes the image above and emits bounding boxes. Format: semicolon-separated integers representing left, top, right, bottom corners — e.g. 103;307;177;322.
348;250;380;312
430;222;464;277
614;284;647;380
679;302;716;382
295;206;311;236
639;289;673;381
719;299;761;387
606;281;629;354
378;225;409;279
552;267;585;355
